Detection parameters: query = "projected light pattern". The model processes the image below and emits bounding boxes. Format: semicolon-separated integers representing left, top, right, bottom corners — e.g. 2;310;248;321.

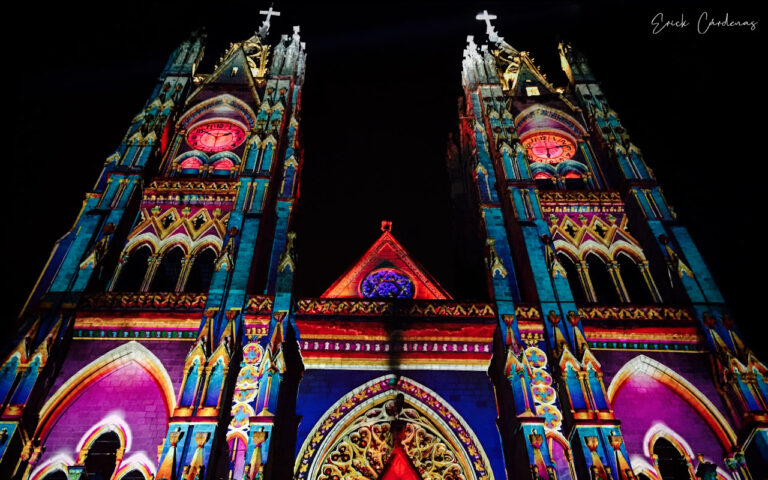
361;269;414;299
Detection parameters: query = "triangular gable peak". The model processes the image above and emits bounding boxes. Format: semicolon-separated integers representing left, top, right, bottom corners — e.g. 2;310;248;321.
322;222;451;300
186;44;263;105
379;441;424;480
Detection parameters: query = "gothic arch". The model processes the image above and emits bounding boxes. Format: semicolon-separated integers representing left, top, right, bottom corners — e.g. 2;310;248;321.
30;431;158;480
29;455;74;480
173;150;209;170
156;239;191;257
36;342;175;441
75;416;130;463
611;244;647;264
295;374;494;480
125;238;157;256
530;161;557;180
177;94;257;130
546;431;576;480
177;349;205;409
209;151;241;166
643;424;695;461
630;457;661;480
581;245;612;264
113;453;156;480
514;104;588;139
190;242;220;257
641;425;735;480
122;232;223;267
554;244;580;263
607;355;737;449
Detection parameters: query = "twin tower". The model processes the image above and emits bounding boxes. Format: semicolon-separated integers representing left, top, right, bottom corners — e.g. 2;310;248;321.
1;10;765;480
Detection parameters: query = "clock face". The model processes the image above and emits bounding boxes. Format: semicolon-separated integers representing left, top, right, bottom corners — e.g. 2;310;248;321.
186;120;247;153
522;132;576;164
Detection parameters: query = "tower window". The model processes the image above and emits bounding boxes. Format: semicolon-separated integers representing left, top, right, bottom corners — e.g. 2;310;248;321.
558;253;587;303
120;471;147;480
585;253;620;304
213;159;235;175
653;437;693;480
616;253;655;304
41;471;68;480
150;247;185;292
113;245;152;292
526;86;540;96
180;157;202;174
83;431;121;480
185;248;217;292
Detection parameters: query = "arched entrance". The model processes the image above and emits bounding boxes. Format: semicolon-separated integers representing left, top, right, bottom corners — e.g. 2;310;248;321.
295;375;493;480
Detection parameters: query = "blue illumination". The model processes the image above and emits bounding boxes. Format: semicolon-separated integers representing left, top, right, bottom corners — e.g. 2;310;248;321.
361;269;414;299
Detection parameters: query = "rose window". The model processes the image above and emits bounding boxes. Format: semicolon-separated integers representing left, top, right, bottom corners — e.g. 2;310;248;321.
360;269;414;299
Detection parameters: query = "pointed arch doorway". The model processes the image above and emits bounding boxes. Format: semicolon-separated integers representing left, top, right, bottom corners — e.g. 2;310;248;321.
295;375;494;480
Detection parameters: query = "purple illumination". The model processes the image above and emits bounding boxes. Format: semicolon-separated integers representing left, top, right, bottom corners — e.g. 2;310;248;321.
612;369;727;471
361;269;414;299
38;361;169;469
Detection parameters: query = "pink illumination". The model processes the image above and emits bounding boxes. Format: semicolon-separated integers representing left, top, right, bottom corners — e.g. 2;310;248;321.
612;371;729;471
522;132;576;164
213;159;235;171
38;361;169;471
116;452;157;478
186;120;247;153
75;413;131;458
29;454;76;480
180;158;202;170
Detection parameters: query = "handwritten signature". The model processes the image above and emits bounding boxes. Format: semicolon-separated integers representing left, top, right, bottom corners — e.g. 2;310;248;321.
651;12;758;34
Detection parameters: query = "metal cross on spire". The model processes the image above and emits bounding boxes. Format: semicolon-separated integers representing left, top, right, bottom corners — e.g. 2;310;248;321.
257;5;281;39
475;10;503;44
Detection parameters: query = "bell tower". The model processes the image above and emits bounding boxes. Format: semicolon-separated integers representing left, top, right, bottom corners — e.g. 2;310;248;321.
1;9;307;480
451;9;767;480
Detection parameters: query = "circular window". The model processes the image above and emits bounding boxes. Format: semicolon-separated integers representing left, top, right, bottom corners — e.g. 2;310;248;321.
186;119;247;153
360;269;414;299
520;131;577;164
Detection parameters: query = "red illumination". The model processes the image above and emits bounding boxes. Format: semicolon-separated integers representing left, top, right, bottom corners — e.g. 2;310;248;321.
321;229;451;300
533;172;552;180
187;120;247;153
379;443;423;480
161;121;171;155
564;171;582;179
180;158;202;170
213;159;235;171
521;132;576;164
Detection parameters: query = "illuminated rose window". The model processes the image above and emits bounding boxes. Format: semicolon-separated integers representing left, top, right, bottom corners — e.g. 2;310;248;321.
360;269;414;299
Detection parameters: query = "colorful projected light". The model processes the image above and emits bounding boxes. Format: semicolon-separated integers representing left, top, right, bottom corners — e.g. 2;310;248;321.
360;269;414;299
521;131;576;164
186;119;247;153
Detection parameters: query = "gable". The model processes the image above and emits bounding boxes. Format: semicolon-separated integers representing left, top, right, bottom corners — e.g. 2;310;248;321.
322;228;451;300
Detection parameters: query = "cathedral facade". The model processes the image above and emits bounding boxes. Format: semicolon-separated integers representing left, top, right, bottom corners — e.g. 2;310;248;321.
1;10;766;480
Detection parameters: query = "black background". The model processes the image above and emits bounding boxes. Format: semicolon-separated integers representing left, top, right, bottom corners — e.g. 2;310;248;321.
7;2;764;354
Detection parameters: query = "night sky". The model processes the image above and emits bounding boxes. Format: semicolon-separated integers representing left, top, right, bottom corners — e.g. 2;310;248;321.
8;2;764;351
